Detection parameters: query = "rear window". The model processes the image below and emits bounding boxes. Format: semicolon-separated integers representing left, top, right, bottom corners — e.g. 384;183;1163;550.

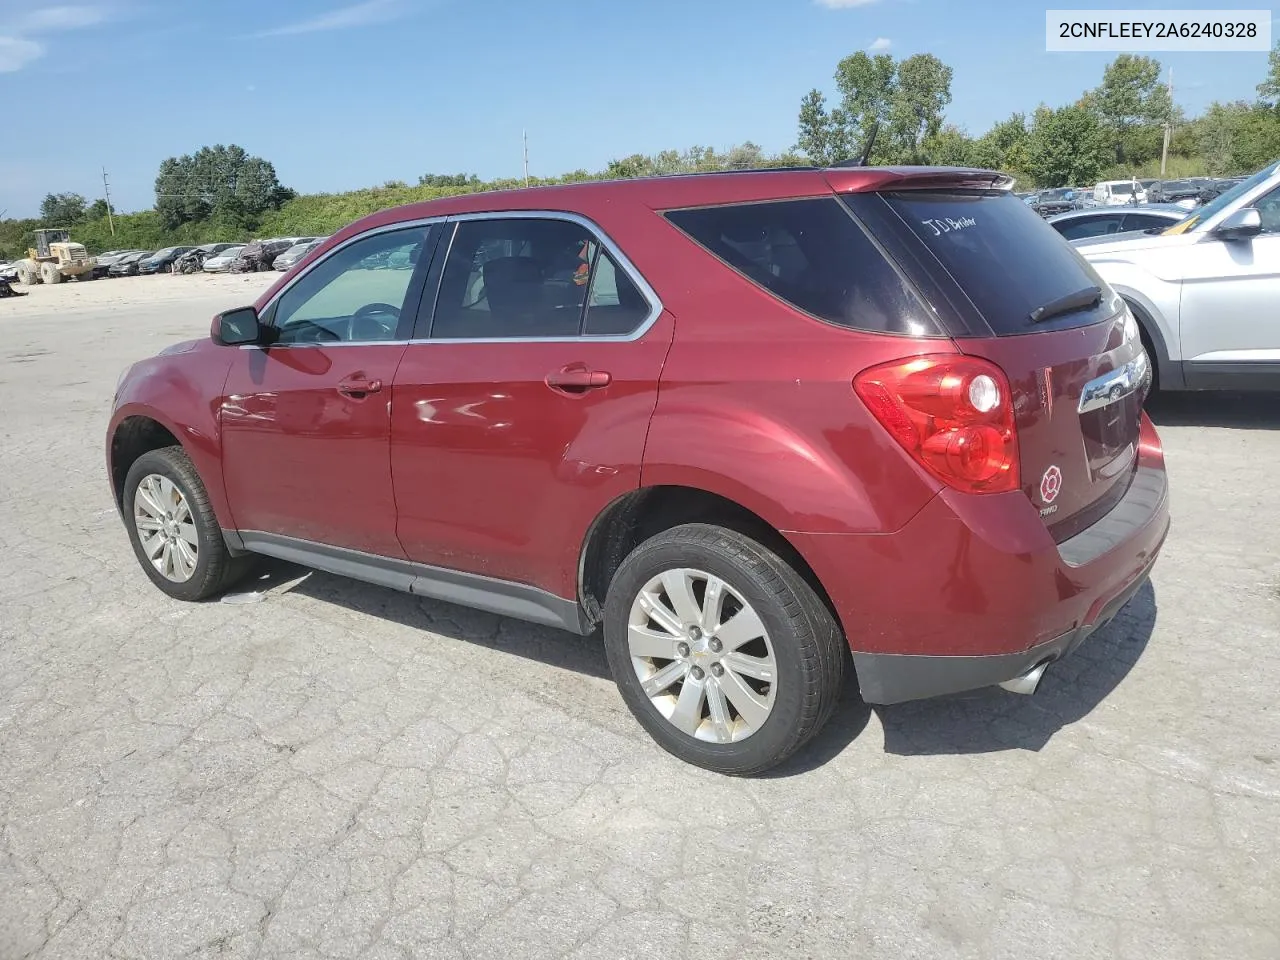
878;190;1114;335
664;198;940;336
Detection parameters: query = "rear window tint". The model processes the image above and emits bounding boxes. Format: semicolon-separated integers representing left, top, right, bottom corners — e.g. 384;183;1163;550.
664;198;940;336
879;191;1114;335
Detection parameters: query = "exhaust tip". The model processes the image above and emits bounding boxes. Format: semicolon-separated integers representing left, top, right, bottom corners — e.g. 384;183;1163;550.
998;660;1051;696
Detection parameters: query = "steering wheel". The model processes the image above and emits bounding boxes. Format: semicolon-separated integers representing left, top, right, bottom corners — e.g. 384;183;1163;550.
349;301;401;340
354;302;401;320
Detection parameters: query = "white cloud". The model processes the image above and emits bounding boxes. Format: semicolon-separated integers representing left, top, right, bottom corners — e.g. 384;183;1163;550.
867;37;892;51
251;0;407;38
0;36;44;72
0;5;109;73
815;0;882;8
16;6;109;32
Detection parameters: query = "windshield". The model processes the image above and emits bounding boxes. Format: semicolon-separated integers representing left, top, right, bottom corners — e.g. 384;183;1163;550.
1163;180;1189;191
221;247;245;258
1111;183;1134;196
1164;162;1280;234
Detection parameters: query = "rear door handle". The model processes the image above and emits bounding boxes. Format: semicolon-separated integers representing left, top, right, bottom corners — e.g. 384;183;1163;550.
337;375;383;398
545;365;612;393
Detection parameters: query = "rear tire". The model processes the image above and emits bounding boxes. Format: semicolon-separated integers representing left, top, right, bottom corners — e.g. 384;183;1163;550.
122;446;252;601
41;263;62;284
603;523;845;775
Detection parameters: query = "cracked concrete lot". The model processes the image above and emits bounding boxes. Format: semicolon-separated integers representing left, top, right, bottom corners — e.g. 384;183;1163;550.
2;275;1278;960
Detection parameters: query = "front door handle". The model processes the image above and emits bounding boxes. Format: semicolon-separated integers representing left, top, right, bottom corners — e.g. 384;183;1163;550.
337;375;383;398
545;365;612;394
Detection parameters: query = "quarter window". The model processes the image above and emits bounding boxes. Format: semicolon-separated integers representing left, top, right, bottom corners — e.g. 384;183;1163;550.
272;227;428;344
664;198;936;335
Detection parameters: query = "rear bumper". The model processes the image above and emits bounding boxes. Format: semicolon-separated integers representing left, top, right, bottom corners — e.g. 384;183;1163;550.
791;413;1169;704
852;549;1158;703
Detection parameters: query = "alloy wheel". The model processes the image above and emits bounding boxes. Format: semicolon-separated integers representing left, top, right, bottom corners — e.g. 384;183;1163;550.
133;474;199;583
627;568;777;743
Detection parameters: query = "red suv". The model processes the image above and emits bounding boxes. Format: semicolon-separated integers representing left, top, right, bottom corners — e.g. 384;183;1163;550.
108;167;1169;774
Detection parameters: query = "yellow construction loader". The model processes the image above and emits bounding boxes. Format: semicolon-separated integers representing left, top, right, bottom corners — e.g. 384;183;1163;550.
13;229;97;284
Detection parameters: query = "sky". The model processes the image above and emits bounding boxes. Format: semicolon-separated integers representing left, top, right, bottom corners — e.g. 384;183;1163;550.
0;0;1274;217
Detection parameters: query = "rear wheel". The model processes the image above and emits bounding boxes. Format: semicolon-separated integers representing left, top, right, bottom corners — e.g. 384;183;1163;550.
603;523;844;775
40;263;62;284
122;446;252;601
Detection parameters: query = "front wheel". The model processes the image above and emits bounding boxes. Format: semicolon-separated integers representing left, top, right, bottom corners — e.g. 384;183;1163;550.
122;446;251;601
603;523;845;775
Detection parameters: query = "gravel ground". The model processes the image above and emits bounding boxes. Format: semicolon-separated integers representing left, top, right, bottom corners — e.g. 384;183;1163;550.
1;276;1278;960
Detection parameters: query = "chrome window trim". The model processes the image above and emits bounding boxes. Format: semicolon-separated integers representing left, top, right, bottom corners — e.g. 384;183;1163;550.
250;217;446;348
415;209;663;344
247;209;663;349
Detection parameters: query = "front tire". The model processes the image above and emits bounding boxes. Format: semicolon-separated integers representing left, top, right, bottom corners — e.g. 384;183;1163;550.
603;523;844;775
122;446;250;601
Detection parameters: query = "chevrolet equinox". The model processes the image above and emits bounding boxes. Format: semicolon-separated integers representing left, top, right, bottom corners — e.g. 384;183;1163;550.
108;167;1170;774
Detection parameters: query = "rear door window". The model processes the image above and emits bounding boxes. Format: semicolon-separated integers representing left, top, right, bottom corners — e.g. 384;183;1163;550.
870;190;1116;335
664;198;940;336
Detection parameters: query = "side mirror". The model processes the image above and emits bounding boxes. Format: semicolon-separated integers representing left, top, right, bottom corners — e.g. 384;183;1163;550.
211;306;263;346
1213;207;1263;241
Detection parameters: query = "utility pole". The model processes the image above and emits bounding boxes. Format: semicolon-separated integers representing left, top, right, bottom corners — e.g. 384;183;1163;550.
1160;67;1173;177
101;166;116;237
522;130;530;188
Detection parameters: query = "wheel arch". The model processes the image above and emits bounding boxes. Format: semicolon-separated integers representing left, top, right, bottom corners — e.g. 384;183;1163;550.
577;484;839;632
1120;292;1183;390
108;414;184;508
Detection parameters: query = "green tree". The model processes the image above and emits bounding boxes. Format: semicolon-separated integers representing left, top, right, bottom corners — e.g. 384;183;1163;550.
1258;42;1280;107
797;51;953;165
1026;105;1112;187
970;113;1031;174
922;125;973;166
87;198;110;220
154;145;290;230
1087;55;1173;164
888;54;954;163
39;192;88;225
796;90;850;165
417;173;481;187
1195;101;1280;174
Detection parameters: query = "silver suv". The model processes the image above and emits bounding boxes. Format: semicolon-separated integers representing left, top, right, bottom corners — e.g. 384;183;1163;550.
1073;160;1280;391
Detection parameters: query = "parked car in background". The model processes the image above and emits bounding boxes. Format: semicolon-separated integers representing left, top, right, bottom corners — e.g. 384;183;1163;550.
93;249;148;278
139;247;195;275
1093;180;1147;206
1198;177;1246;204
273;239;326;271
107;251;154;278
1146;179;1201;207
174;243;240;274
235;238;300;272
1030;188;1080;217
107;165;1168;774
1075;159;1280;392
1048;205;1186;240
202;246;246;273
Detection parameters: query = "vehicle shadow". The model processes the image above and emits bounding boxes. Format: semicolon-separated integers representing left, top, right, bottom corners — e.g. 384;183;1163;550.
236;563;1154;768
1146;391;1280;430
240;559;612;679
872;579;1157;757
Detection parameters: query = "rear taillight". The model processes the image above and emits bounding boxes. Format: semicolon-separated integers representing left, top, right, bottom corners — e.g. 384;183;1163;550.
854;354;1019;495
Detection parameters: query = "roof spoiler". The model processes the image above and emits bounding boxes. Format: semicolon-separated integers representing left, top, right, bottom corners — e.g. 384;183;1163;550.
823;167;1015;194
